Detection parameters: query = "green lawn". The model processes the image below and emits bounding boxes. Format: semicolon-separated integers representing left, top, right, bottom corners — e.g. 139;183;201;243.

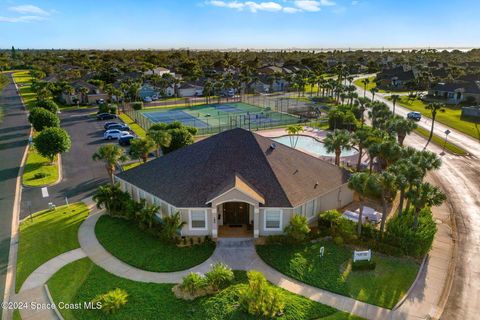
48;258;364;320
256;241;419;309
16;203;89;292
118;113;146;138
122;161;142;171
22;148;59;187
391;96;480;140
415;127;467;155
354;76;378;92
95;215;215;272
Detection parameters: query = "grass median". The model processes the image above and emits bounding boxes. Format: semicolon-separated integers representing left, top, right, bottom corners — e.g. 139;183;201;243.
22;148;59;187
48;258;364;320
118;112;146;138
16;203;89;292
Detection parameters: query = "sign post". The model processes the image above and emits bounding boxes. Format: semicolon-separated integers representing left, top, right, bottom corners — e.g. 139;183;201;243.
353;250;371;262
319;246;324;258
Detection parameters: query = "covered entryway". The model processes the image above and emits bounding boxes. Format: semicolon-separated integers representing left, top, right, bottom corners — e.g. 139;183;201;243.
218;201;253;238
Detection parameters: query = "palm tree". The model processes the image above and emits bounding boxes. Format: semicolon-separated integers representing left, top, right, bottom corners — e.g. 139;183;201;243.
129;137;156;163
92;144;127;184
407;182;446;228
361;78;370;98
424;102;445;150
356;97;370;127
351;127;372;171
93;184;121;214
137;203;160;229
390;94;400;116
285;124;304;148
348;172;378;235
370;87;379;101
388;159;422;216
148;129;172;157
387;117;418;146
324;130;352;166
377;171;397;234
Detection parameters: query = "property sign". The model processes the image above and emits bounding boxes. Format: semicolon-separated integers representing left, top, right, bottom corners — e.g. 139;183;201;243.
319;246;324;258
353;250;371;262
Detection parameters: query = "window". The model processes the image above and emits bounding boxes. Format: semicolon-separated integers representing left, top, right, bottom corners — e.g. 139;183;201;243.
265;209;282;230
139;190;146;200
190;209;207;230
306;199;315;219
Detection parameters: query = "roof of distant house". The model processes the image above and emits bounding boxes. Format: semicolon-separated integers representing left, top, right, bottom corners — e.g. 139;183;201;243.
116;128;350;208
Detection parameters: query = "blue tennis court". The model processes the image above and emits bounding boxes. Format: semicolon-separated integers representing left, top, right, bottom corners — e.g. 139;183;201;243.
143;109;209;128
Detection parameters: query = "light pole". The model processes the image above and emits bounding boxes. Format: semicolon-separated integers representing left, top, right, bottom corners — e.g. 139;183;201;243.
441;129;451;155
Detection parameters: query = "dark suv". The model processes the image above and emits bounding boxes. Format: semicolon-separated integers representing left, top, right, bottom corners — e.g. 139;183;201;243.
97;113;117;120
105;123;130;131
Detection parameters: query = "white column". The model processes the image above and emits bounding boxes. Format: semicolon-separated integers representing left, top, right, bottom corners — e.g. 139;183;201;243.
212;208;218;238
254;207;260;238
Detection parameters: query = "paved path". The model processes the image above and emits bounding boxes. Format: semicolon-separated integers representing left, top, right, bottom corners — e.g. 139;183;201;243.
0;73;30;309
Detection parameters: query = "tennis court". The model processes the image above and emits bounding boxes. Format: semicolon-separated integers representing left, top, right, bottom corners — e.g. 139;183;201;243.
141;102;299;131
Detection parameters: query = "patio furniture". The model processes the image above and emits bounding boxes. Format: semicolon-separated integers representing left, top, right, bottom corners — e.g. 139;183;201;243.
355;206;382;223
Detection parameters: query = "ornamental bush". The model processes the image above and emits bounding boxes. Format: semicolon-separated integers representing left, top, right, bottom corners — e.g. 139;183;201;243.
239;271;285;319
33;127;71;162
205;262;234;291
35;99;59;113
28;108;60;132
132;102;143;110
352;260;376;271
284;214;310;242
385;208;437;258
180;272;206;295
92;288;128;315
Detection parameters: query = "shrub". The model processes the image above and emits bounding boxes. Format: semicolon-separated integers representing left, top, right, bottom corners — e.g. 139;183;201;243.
33;172;47;179
205;262;234;291
385;208;437;258
98;103;110;114
265;235;291;245
284;214;310;242
318;210;356;242
35;99;59;113
161;212;186;241
181;272;206;295
28;108;60;132
333;236;344;246
352;260;376;271
109;104;118;114
92;288;128;314
239;271;285;319
132;102;143;110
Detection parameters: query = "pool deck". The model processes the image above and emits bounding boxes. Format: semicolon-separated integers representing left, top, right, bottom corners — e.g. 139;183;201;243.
256;127;366;168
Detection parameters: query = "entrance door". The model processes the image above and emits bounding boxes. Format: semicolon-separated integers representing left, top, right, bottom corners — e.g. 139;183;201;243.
223;202;249;225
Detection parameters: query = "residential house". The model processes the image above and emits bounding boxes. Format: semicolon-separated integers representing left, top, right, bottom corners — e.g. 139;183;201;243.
115;128;353;238
177;83;204;97
60;80;108;105
144;67;172;77
428;80;480;104
376;66;416;89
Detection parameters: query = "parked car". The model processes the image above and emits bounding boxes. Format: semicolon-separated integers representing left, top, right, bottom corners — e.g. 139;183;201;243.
97;113;117;120
105;123;130;131
104;129;130;140
103;121;120;130
407;111;421;121
143;96;152;103
151;94;159;100
118;134;135;146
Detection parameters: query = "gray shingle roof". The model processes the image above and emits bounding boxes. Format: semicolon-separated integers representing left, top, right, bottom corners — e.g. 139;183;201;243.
116;128;349;208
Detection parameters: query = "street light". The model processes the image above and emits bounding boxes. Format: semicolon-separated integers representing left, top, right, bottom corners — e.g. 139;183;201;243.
442;129;451;155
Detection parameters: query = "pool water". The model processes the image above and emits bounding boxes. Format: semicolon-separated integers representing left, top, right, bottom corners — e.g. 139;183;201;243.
273;135;358;158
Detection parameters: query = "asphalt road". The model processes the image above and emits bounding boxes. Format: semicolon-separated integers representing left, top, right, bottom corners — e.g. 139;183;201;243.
0;74;30;307
354;76;480;320
20;108;110;218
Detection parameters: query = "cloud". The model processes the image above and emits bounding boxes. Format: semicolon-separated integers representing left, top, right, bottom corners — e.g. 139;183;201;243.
207;0;335;13
0;15;47;22
351;0;359;5
8;5;50;15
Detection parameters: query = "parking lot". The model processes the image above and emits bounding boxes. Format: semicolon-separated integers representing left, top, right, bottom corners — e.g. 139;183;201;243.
20;108;125;218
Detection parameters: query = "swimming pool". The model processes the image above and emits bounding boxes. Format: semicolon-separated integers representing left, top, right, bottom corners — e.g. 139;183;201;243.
273;135;358;158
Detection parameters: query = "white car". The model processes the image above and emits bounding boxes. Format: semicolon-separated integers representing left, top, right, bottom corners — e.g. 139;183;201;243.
143;96;152;103
104;129;130;140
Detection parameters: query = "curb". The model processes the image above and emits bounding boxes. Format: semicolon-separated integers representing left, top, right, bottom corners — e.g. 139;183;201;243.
392;254;428;310
44;284;64;320
2;74;31;320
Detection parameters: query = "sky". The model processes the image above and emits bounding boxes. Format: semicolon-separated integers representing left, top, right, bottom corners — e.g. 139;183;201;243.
0;0;479;49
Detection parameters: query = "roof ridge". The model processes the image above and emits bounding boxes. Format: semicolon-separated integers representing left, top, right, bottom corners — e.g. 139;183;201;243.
251;132;294;207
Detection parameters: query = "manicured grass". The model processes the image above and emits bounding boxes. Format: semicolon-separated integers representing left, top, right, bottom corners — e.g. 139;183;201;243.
256;241;419;309
391;95;480;140
22;148;59;186
415;127;467;155
95;215;215;272
122;161;142;171
118;112;146;138
16;203;89;292
48;258;364;320
354;76;378;92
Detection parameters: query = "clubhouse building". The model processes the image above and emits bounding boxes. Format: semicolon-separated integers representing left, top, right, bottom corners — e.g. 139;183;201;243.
115;128;353;238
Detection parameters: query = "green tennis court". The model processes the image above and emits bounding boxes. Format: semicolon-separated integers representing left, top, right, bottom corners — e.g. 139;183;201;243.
141;102;299;129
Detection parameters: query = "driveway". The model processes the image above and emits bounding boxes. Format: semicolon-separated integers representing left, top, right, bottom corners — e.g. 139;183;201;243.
0;73;30;306
354;76;480;320
20;108;110;218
